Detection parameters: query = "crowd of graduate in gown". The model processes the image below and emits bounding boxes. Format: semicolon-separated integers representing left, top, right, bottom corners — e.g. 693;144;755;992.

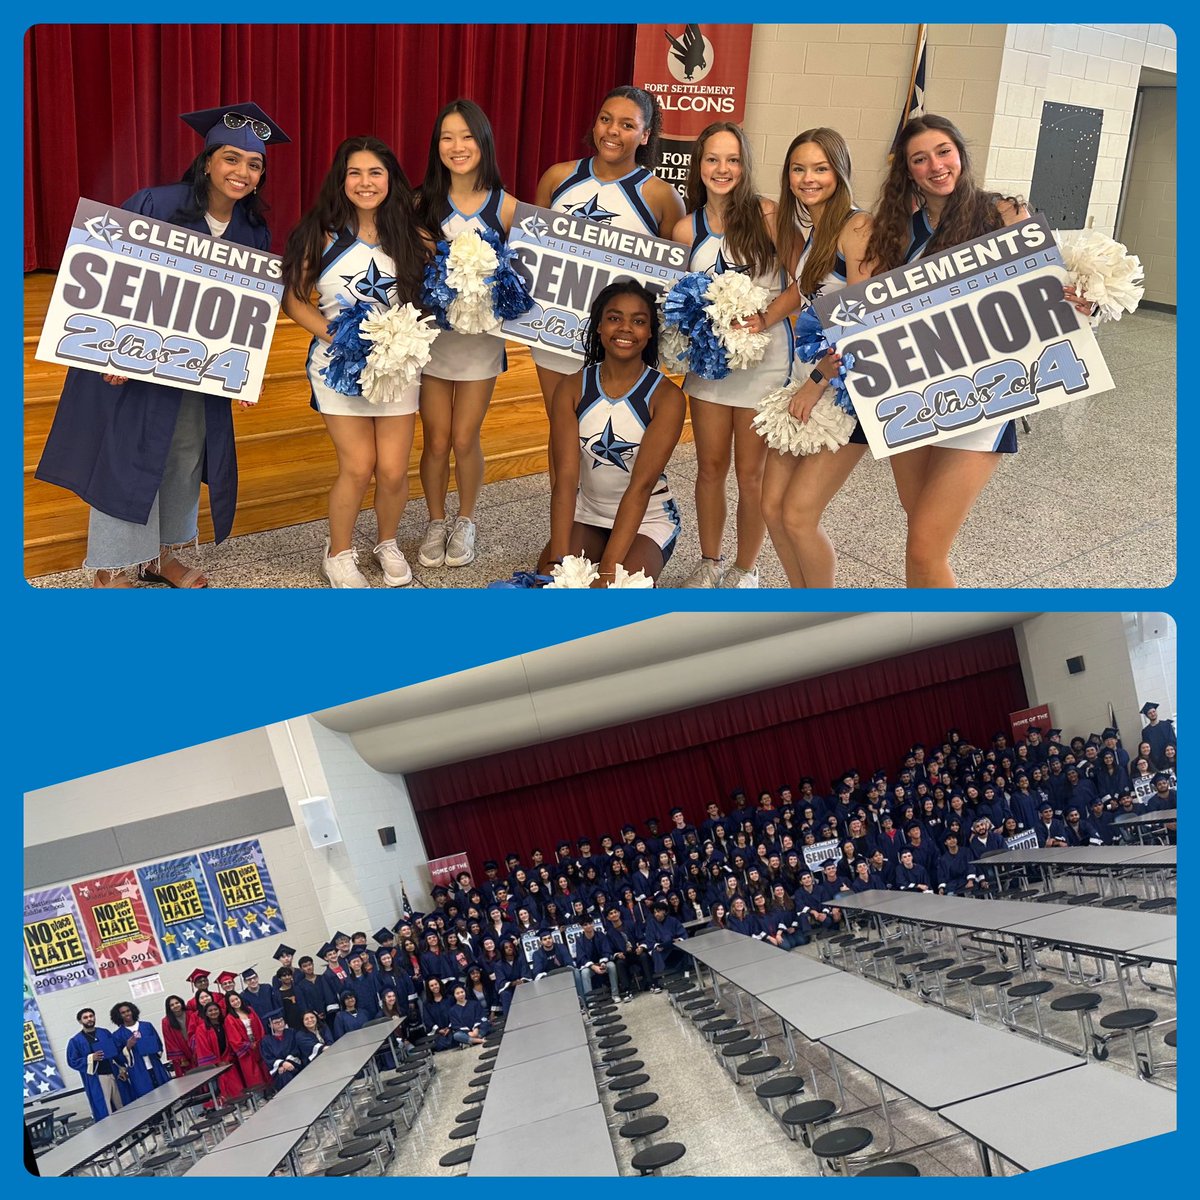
37;80;1103;591
63;705;1175;1125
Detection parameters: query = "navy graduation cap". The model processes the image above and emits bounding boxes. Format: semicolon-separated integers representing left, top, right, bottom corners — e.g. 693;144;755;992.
180;102;291;154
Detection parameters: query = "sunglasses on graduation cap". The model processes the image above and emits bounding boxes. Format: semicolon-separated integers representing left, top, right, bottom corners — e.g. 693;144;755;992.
224;111;273;141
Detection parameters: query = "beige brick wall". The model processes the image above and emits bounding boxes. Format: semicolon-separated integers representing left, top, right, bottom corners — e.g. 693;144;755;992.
1117;85;1176;304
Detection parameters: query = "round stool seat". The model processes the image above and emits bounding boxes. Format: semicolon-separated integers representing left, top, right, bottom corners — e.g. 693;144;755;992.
472;1061;494;1074
448;1121;478;1140
737;1055;781;1077
755;1075;804;1100
1067;892;1101;905
683;997;713;1011
366;1097;408;1119
830;934;858;947
1038;891;1070;903
382;1079;414;1095
856;1161;921;1177
665;979;694;993
630;1142;686;1174
191;1113;225;1131
712;1029;750;1045
1100;1007;1158;1031
946;963;988;981
602;1047;637;1062
139;1151;181;1170
691;1008;724;1023
354;1118;395;1137
613;1092;658;1114
670;990;700;1004
609;1073;651;1092
895;952;929;965
782;1099;837;1127
1008;980;1054;999
479;1048;499;1060
916;957;956;973
472;1072;494;1087
1100;894;1139;908
462;1090;487;1105
455;1107;484;1124
597;1035;631;1049
702;1018;738;1034
619;1115;669;1140
439;1146;474;1168
1140;898;1175;911
812;1126;873;1158
325;1156;373;1176
483;1034;502;1046
1165;1030;1177;1048
1051;991;1102;1013
720;1038;762;1057
165;1132;204;1149
872;946;906;960
969;970;1015;987
595;1023;627;1036
606;1060;646;1076
592;1014;622;1028
337;1137;381;1159
589;1002;618;1014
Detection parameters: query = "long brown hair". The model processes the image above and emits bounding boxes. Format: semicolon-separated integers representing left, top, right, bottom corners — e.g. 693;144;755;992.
684;122;774;277
283;136;427;305
774;129;856;298
866;115;1010;271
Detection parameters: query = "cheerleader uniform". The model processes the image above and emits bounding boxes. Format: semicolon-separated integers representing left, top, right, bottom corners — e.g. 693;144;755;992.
575;364;681;560
306;230;417;416
904;209;1017;453
532;159;660;375
423;189;509;382
683;209;794;408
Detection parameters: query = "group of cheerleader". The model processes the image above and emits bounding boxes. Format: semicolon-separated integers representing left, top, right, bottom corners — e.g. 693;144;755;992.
39;88;1091;590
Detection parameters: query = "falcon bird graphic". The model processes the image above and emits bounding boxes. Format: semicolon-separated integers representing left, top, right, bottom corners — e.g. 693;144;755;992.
664;25;707;80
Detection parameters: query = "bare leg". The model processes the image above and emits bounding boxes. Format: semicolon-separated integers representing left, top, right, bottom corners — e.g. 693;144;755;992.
418;376;454;521
537;523;610;575
449;377;497;519
372;414;417;542
903;448;1002;587
535;364;571;489
730;408;768;572
780;444;868;588
760;450;806;587
690;396;734;561
322;414;378;554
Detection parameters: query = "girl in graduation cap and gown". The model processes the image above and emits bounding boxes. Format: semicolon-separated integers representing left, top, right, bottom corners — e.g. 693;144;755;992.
223;991;271;1089
36;103;289;587
192;1001;245;1104
161;995;196;1078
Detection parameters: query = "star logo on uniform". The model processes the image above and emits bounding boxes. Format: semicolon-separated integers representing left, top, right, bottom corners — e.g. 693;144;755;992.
584;419;637;470
84;211;124;248
566;196;618;224
346;259;397;305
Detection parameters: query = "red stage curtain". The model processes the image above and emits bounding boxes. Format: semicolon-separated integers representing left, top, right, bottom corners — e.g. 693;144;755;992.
23;24;636;270
407;631;1028;866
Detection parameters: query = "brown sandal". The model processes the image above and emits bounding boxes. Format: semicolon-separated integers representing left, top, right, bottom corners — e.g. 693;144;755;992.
92;569;135;589
139;553;208;589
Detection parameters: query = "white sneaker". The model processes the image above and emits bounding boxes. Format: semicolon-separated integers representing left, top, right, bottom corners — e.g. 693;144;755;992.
680;557;723;588
417;519;448;567
373;539;413;587
718;564;760;588
321;540;370;588
444;516;477;567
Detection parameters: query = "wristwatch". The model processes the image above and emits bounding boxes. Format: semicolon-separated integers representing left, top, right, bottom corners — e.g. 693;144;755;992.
809;367;824;384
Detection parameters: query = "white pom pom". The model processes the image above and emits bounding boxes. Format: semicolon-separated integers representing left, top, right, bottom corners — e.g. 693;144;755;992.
1056;229;1145;325
658;323;690;371
753;389;857;455
608;565;654;588
544;554;600;588
706;273;772;368
359;304;441;403
444;228;502;334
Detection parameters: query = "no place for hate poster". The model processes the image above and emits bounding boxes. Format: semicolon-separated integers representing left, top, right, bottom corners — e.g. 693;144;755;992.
23;886;100;996
812;214;1115;458
71;869;164;979
199;839;287;946
137;854;229;963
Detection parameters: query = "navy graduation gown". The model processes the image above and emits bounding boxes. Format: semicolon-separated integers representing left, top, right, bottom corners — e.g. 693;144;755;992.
260;1028;306;1086
240;983;279;1024
35;184;272;544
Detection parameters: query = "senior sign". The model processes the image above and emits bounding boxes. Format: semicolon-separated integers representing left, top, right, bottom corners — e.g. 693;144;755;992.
501;202;688;361
813;214;1113;458
36;197;283;401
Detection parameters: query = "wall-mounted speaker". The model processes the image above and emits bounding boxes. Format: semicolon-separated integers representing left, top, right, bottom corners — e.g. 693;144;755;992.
298;796;343;848
1139;612;1172;641
378;826;396;846
1066;656;1086;675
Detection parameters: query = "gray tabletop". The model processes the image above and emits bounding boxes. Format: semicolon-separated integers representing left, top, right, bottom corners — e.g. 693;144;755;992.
683;928;747;949
492;1014;588;1070
323;1019;401;1055
37;1067;228;1177
520;973;580;998
719;952;839;993
755;971;919;1041
832;892;1073;934
182;1130;304;1177
503;989;582;1031
1114;809;1176;826
939;1063;1176;1171
470;1102;618;1176
822;1008;1082;1110
684;936;779;971
1127;936;1177;964
984;845;1169;867
819;891;897;912
1007;906;1175;955
476;1044;597;1139
1132;847;1177;867
202;1078;348;1150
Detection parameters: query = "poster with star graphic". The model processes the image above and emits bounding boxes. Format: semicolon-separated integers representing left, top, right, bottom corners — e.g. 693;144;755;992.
200;839;287;946
35;196;283;401
71;870;163;979
23;885;100;995
501;201;688;361
24;986;66;1100
137;854;228;962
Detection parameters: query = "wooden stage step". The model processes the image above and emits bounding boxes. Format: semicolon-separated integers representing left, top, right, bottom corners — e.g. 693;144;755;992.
23;272;691;576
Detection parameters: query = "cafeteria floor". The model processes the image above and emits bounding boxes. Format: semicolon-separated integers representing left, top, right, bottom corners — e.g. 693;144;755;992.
331;930;1175;1177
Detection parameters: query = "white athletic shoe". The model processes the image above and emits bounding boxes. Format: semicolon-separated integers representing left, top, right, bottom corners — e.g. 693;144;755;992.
680;557;723;588
417;519;448;567
444;516;477;567
321;541;370;589
718;564;760;588
373;539;413;587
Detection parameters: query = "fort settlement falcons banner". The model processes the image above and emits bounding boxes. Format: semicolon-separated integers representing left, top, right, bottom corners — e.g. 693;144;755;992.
36;197;283;401
812;214;1114;458
502;202;687;361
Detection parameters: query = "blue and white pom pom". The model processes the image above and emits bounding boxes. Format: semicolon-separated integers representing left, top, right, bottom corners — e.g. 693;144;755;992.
422;227;534;335
543;554;654;588
752;306;858;455
659;270;771;380
1055;230;1145;326
321;299;439;404
321;299;373;396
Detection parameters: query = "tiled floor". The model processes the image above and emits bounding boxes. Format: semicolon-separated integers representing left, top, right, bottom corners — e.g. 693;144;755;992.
30;310;1175;590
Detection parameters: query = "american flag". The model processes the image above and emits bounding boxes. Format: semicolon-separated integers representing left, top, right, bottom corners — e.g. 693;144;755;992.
893;25;928;152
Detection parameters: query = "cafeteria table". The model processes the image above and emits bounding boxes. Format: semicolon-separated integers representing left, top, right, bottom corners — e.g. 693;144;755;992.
475;1044;598;1139
470;1102;618;1177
